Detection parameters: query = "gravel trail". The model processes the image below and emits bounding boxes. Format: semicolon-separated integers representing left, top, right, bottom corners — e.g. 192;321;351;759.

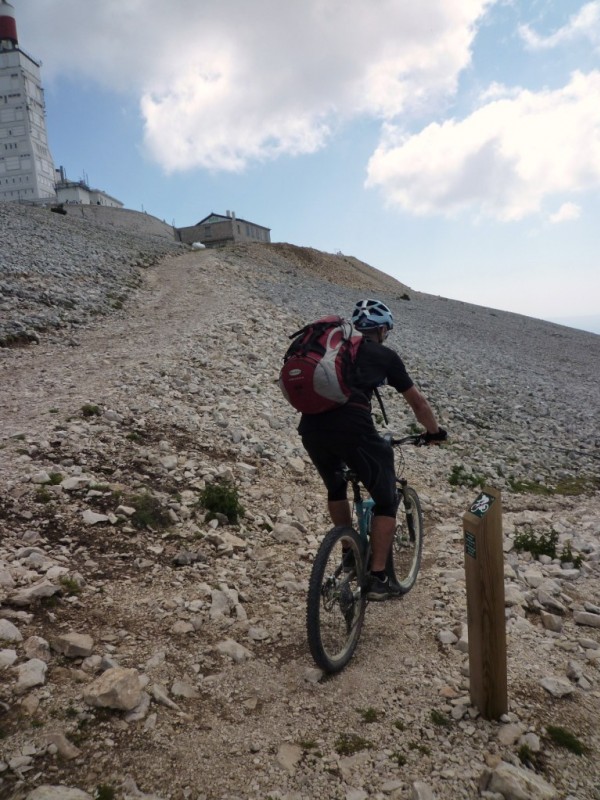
1;213;599;800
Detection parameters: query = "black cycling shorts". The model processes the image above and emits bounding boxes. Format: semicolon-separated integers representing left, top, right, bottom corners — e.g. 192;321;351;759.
301;418;398;518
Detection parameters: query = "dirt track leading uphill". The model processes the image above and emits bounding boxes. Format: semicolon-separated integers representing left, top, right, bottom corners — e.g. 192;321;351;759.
0;233;599;800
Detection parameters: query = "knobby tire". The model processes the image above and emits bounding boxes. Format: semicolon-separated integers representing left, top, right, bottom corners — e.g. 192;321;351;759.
387;485;423;594
306;526;366;673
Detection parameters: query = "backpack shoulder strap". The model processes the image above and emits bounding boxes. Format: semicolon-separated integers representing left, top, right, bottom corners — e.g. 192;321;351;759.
373;387;389;426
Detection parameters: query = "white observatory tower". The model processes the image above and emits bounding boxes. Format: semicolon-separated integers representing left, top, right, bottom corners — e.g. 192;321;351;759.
0;0;56;201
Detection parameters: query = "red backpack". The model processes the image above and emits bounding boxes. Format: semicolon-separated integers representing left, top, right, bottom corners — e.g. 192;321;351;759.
278;316;363;414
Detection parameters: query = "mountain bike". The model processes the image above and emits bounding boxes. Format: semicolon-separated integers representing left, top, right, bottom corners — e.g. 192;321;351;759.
306;434;425;674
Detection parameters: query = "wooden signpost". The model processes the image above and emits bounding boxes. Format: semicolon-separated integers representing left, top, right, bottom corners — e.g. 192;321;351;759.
462;485;508;720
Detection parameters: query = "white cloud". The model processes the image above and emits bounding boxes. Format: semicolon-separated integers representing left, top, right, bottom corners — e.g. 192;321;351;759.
479;82;524;102
549;202;581;224
17;0;493;172
366;71;600;221
519;2;600;51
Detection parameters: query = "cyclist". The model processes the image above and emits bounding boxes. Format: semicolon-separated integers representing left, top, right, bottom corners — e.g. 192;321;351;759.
298;298;447;600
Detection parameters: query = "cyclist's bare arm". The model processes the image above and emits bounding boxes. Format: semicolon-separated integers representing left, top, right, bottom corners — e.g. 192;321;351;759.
401;386;440;434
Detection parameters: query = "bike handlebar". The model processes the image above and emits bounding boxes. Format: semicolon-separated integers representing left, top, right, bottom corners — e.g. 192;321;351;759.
341;431;444;484
389;433;427;447
389;431;447;447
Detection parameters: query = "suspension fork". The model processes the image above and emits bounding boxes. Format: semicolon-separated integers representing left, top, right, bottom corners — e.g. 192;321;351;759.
397;477;412;515
351;480;372;549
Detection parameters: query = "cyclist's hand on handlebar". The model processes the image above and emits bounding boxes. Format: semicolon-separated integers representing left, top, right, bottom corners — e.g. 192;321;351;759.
419;427;448;445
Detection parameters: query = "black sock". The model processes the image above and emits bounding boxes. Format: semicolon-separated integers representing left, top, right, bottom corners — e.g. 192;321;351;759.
371;569;386;580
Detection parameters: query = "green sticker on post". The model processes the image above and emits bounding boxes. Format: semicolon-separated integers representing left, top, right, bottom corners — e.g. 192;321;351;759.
470;492;495;517
465;531;477;558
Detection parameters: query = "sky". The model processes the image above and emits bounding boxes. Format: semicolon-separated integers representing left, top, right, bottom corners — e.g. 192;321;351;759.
11;0;600;334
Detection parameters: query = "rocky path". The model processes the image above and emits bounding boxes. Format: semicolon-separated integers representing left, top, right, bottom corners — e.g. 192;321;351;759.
1;241;599;800
1;252;217;438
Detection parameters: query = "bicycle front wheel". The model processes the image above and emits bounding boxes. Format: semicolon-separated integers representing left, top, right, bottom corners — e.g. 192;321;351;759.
306;526;366;673
387;486;423;594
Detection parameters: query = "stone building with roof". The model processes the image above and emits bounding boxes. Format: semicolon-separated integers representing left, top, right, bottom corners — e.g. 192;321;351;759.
177;210;271;247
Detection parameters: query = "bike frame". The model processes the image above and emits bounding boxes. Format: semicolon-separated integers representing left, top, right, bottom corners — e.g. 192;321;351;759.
306;429;426;673
344;431;421;568
350;481;374;549
350;454;413;555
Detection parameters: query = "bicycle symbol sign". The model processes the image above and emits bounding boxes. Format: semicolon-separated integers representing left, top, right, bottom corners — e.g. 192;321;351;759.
470;492;495;517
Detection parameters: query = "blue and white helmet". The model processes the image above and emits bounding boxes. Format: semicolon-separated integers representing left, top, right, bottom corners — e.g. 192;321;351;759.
351;299;394;331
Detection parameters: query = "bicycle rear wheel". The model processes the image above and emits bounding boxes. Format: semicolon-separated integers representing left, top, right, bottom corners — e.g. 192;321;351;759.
306;526;366;673
387;486;423;594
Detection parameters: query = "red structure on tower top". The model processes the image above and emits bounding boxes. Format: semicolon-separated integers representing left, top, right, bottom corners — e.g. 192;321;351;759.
0;0;18;48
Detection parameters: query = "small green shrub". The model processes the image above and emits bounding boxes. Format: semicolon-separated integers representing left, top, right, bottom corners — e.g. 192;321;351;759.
554;476;599;496
199;481;244;523
508;477;552;495
393;720;406;731
449;465;485;489
95;786;116;800
508;475;599;497
335;733;372;755
60;576;81;596
517;743;541;768
130;492;171;530
560;540;583;569
48;472;63;485
358;707;379;723
81;403;101;417
391;751;407;766
546;725;588;755
299;738;318;750
513;525;558;559
430;709;451;728
35;487;53;504
408;742;431;755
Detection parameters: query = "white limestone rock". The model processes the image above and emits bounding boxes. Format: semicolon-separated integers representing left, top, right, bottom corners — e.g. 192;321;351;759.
82;509;110;525
216;638;252;663
9;579;60;607
0;649;18;669
15;658;47;693
276;742;303;774
83;666;142;710
486;761;558;799
540;676;575;698
53;632;94;658
26;787;92;800
271;523;302;543
0;618;23;642
573;610;600;628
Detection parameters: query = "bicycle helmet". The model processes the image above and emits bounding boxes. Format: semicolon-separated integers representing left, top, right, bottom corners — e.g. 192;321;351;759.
351;298;394;331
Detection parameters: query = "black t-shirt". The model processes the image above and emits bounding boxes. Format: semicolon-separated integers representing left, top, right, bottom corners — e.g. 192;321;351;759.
298;339;413;434
350;339;413;403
